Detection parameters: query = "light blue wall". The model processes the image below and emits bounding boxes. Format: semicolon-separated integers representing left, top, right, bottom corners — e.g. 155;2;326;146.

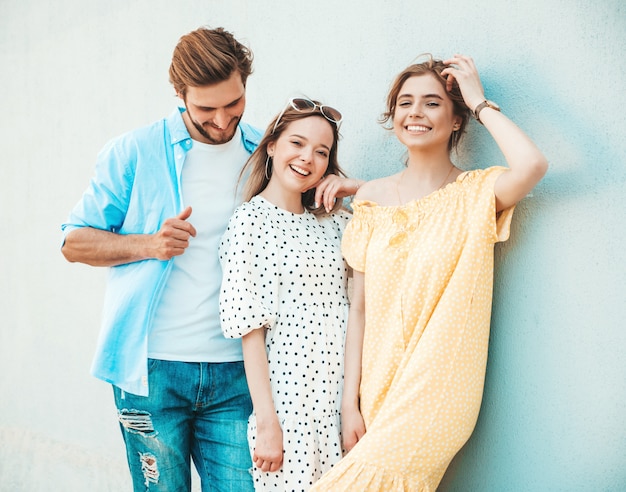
2;1;624;490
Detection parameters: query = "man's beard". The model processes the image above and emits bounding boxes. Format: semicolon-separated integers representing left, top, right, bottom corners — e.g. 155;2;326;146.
190;114;241;144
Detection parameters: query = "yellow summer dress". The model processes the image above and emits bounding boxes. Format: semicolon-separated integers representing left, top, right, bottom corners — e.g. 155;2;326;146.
311;167;515;492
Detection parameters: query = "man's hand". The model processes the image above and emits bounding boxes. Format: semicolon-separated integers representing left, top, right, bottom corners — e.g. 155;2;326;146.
149;206;197;260
62;206;197;267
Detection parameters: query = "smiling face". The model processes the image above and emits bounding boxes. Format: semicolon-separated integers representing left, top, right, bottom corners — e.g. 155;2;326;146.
392;74;462;151
265;115;334;198
180;71;246;145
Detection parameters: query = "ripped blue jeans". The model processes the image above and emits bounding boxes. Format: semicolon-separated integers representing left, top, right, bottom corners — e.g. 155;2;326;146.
113;359;253;492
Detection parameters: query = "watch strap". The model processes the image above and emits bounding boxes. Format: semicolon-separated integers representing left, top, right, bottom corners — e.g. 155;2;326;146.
472;100;500;124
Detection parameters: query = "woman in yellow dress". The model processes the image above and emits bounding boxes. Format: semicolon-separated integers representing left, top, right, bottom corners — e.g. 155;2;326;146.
311;55;548;491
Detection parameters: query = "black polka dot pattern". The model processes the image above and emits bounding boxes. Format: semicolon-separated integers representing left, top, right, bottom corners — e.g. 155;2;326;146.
219;195;350;491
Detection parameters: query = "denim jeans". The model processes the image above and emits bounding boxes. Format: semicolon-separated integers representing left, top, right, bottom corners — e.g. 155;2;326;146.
113;359;254;492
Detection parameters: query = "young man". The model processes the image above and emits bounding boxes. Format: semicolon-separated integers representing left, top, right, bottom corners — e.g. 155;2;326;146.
61;27;261;491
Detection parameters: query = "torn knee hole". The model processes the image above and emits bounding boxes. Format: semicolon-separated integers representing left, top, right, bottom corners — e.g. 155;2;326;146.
139;452;160;485
118;409;156;435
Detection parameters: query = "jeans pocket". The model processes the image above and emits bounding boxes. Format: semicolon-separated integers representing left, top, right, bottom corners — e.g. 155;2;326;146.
147;358;160;371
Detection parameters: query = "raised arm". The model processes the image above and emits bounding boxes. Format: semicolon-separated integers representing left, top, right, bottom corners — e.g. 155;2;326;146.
242;328;284;472
442;55;548;211
341;270;366;452
62;206;197;267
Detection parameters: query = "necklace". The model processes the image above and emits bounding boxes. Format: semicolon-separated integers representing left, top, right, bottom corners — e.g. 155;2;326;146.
396;164;455;206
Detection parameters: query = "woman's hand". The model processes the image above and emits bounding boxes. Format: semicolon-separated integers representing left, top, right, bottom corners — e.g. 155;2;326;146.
252;417;284;472
242;329;283;472
442;55;548;210
441;54;486;113
312;174;363;212
341;404;366;453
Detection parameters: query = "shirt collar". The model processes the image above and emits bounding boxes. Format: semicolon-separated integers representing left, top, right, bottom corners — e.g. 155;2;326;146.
167;107;192;146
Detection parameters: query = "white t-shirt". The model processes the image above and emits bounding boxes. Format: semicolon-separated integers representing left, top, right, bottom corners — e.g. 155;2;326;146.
148;128;250;361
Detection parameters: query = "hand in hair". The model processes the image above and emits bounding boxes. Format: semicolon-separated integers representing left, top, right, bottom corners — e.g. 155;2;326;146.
441;54;486;112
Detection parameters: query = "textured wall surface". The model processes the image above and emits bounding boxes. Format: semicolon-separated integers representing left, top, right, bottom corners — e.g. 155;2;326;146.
2;1;624;490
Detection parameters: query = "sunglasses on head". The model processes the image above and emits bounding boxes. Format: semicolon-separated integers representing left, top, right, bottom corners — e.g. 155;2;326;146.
272;97;342;134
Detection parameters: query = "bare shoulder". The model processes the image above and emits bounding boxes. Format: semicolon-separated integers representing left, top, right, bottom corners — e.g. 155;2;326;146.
355;173;401;205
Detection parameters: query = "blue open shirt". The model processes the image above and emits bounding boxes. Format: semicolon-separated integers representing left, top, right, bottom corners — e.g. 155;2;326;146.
62;108;261;396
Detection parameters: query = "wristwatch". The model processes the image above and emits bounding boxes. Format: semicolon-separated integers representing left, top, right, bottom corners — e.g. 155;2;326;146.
472;100;501;124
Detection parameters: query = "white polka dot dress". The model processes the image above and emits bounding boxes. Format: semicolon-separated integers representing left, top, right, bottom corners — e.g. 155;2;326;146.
311;167;515;491
219;195;350;492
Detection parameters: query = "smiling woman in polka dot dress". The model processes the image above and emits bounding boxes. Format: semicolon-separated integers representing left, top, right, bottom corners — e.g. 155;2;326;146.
219;98;360;492
310;55;548;491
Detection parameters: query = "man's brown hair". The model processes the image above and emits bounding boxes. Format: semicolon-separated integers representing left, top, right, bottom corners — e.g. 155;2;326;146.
169;27;253;97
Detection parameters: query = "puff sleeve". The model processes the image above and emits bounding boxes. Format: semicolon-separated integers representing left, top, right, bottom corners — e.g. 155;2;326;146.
341;201;374;272
219;204;278;339
471;166;516;244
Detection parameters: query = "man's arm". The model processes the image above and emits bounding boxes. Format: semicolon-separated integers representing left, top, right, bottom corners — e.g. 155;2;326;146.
62;206;196;267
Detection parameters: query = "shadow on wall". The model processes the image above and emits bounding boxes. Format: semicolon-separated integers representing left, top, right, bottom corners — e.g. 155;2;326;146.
439;65;626;492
